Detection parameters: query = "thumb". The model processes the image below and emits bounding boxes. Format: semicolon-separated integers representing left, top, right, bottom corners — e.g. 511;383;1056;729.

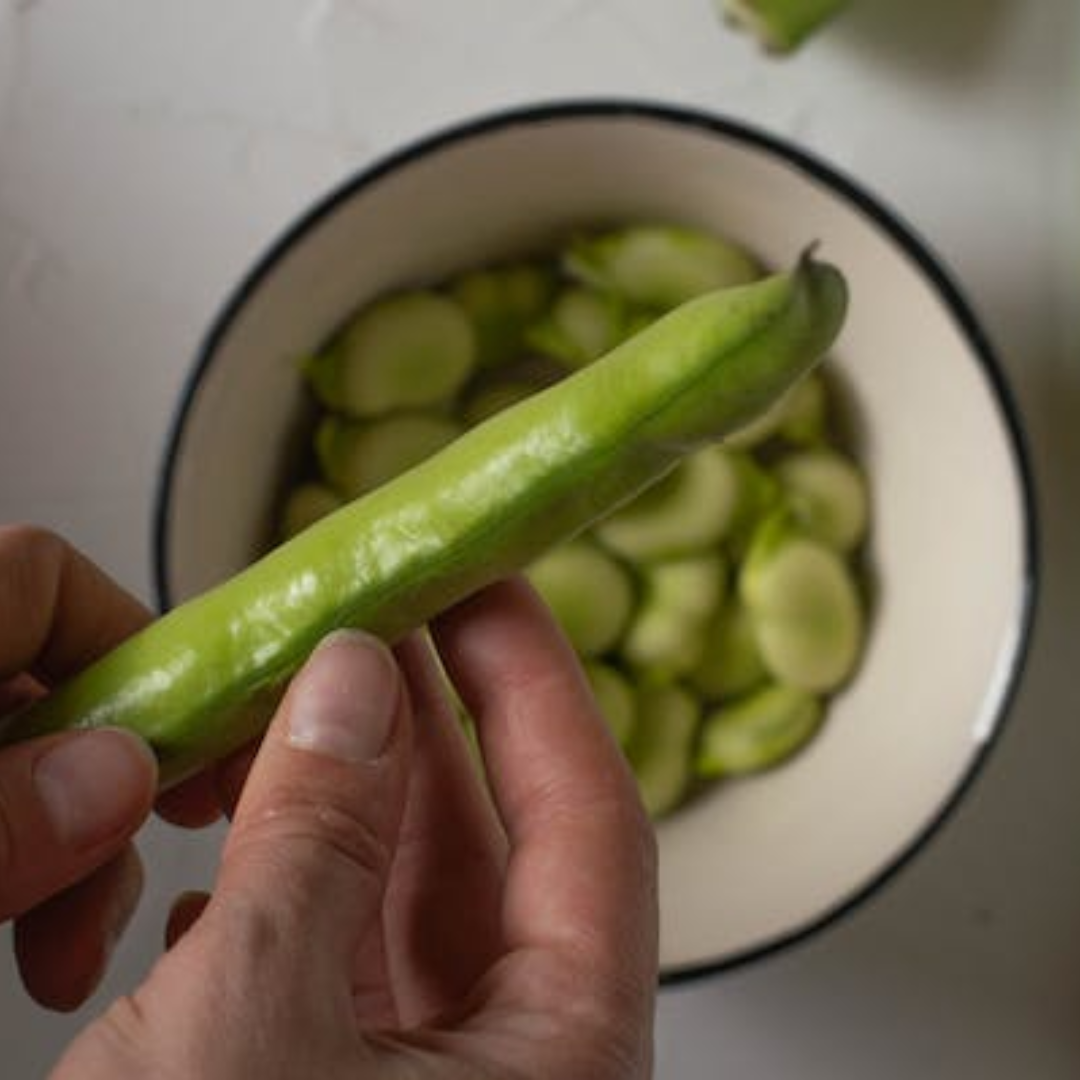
0;728;156;921
209;629;412;980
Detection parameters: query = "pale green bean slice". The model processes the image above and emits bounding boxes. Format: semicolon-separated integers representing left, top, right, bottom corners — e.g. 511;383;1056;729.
628;683;701;818
565;224;761;309
305;291;477;417
689;599;769;701
740;515;864;692
775;448;869;552
526;539;636;656
449;262;557;367
583;660;637;749
623;552;726;681
316;412;463;499
525;287;627;369
596;445;741;562
696;683;823;778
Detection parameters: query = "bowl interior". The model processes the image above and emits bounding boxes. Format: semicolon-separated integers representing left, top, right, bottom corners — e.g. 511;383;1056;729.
159;108;1031;978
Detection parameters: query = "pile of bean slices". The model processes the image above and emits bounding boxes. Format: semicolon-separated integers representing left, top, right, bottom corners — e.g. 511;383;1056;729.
281;224;870;818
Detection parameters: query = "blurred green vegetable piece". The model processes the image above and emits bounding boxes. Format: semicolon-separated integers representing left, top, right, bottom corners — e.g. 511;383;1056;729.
689;598;769;701
449;261;557;367
315;412;462;498
628;683;701;818
527;539;636;657
775;448;869;552
719;0;850;54
0;255;846;787
596;446;742;562
304;290;477;417
623;552;726;681
565;224;761;310
696;683;823;778
584;660;637;749
525;287;628;368
740;512;864;692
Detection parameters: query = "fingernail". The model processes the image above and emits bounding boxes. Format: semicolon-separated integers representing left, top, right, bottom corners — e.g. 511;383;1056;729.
34;729;157;850
287;629;399;762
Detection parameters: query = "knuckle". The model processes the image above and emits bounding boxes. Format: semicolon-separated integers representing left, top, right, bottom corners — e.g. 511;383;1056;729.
236;790;394;893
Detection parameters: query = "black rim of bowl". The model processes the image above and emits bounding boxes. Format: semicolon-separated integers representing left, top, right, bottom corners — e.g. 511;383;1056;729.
153;98;1040;987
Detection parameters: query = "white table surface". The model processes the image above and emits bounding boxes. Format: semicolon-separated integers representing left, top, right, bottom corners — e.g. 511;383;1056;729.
1;2;1078;1076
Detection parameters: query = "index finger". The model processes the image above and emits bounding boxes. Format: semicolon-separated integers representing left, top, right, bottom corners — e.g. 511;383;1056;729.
0;525;150;687
430;578;658;1008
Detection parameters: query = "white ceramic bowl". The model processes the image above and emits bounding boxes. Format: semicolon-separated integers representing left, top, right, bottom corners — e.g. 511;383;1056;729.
154;101;1037;982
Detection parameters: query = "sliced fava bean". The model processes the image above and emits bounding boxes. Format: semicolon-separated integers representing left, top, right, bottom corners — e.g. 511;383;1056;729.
565;224;761;310
527;539;636;656
315;412;463;498
775;448;869;552
583;660;637;749
689;598;769;701
304;290;477;417
623;552;726;681
596;445;742;563
279;482;344;540
695;683;823;778
724;451;782;558
525;287;628;369
628;683;701;818
740;513;864;693
449;261;557;367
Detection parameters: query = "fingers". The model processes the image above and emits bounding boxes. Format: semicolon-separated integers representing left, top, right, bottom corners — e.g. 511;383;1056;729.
431;579;658;1006
155;773;223;829
380;633;507;1024
14;845;144;1011
0;729;157;920
206;630;412;990
0;525;150;686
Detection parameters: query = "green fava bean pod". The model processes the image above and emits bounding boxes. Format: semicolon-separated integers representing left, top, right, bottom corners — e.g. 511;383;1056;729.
719;0;850;54
0;254;846;788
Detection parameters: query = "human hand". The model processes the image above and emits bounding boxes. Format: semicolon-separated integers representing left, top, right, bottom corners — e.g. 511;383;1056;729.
0;526;158;1010
55;578;658;1079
